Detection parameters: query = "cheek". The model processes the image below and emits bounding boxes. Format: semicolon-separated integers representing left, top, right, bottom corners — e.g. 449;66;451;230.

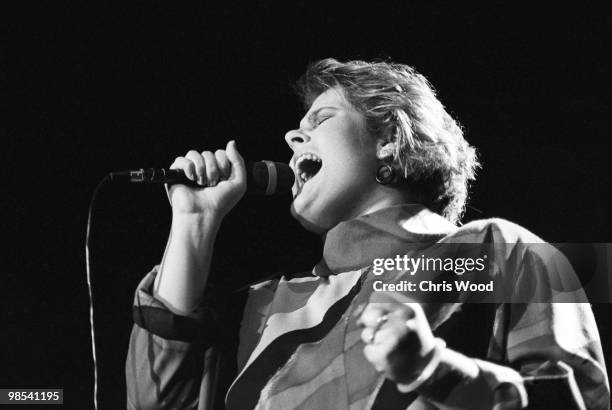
325;149;376;183
325;136;374;167
316;164;369;199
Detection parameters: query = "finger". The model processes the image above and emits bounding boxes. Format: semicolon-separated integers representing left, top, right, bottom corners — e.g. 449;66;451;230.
214;149;231;180
226;140;246;183
403;303;421;320
361;327;378;345
361;319;406;345
169;157;181;170
362;326;402;371
201;151;219;186
363;343;389;372
185;150;206;185
365;299;419;322
404;318;418;333
171;156;197;181
358;305;390;328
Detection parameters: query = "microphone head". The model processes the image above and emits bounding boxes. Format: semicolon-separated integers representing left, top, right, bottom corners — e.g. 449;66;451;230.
248;161;294;196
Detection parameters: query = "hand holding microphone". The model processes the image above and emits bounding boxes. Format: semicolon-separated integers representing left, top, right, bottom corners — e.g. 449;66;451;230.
131;141;251;316
167;140;248;217
108;140;294;219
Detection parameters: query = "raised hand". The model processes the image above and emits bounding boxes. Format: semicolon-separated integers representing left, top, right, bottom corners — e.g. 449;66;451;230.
167;140;247;218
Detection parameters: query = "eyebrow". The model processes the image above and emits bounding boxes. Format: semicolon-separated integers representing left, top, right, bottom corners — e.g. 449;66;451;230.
305;106;339;126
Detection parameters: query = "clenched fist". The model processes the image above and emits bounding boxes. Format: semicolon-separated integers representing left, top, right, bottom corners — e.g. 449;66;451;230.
168;140;247;218
357;292;442;388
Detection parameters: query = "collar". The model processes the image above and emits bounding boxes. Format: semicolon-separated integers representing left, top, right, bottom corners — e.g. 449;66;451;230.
314;204;458;276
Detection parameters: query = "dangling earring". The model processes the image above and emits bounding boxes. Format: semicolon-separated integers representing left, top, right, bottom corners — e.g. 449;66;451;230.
376;164;396;185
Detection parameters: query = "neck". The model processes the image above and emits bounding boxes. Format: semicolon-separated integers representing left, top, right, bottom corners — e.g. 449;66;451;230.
319;188;422;244
346;186;421;223
315;202;455;276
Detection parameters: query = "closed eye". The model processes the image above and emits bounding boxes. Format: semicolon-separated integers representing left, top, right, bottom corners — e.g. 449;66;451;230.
303;106;339;130
314;115;331;127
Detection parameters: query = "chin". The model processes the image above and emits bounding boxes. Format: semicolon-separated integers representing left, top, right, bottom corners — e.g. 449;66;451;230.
290;202;332;234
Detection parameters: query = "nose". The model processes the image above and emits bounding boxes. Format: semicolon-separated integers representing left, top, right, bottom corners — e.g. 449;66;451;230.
284;129;310;150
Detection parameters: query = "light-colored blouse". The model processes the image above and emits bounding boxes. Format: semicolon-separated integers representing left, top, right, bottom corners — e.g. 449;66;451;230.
127;204;609;409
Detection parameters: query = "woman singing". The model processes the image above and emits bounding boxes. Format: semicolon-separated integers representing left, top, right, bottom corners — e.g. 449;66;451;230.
126;59;609;409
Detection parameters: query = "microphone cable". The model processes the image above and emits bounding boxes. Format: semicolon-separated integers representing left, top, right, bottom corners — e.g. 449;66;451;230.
84;175;111;410
83;162;291;409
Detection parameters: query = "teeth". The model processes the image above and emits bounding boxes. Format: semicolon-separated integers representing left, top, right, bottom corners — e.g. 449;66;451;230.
294;152;322;185
295;153;322;169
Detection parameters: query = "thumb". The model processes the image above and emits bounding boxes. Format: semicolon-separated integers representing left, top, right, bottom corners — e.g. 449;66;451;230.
226;140;246;183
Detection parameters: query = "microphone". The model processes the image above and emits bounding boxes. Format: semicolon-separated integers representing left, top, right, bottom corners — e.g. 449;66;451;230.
108;161;294;196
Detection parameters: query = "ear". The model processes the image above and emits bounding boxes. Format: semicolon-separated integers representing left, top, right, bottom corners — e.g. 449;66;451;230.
376;140;396;161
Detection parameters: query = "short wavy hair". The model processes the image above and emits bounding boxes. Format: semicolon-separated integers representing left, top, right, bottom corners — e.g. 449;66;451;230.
296;58;479;224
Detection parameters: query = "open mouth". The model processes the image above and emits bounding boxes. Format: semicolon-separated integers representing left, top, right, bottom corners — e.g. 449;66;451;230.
295;153;322;186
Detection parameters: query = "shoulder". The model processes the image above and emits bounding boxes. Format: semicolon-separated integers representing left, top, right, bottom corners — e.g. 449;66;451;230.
448;217;545;244
444;218;564;275
449;218;574;283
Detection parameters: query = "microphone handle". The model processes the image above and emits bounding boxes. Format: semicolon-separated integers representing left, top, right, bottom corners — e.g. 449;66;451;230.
125;168;195;184
108;161;294;196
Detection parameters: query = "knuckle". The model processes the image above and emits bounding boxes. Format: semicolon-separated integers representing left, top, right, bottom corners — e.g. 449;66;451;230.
374;360;386;372
404;319;417;332
362;345;375;360
408;302;423;314
361;309;379;324
184;163;196;179
360;328;370;340
207;164;219;174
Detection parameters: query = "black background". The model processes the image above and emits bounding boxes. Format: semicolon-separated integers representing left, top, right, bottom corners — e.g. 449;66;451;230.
3;2;611;409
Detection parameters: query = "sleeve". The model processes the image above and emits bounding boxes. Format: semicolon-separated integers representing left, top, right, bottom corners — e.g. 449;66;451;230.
416;245;610;410
501;245;610;410
500;302;609;410
125;266;230;410
410;302;609;410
